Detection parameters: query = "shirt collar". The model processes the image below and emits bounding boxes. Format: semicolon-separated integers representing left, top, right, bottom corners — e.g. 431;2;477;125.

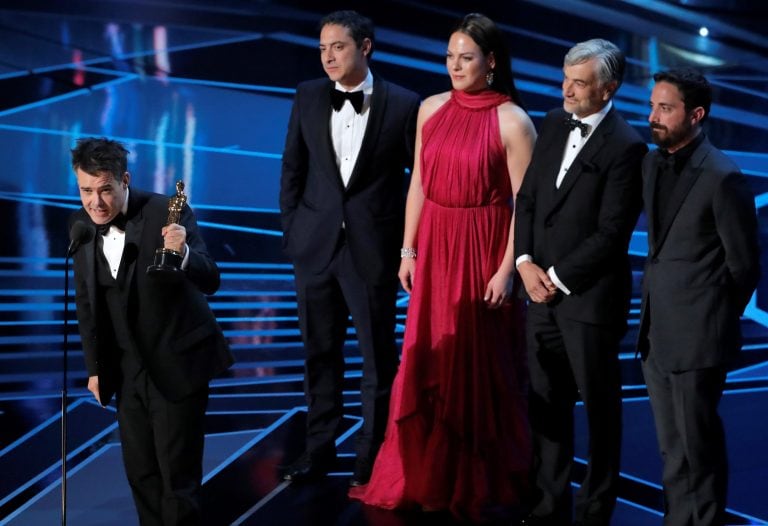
660;132;705;173
335;69;374;95
574;99;612;130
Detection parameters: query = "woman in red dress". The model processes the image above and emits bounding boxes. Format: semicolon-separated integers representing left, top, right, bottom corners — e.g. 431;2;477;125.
350;13;536;522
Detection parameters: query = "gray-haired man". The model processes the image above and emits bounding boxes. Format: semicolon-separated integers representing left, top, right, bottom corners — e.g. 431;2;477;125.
515;39;648;526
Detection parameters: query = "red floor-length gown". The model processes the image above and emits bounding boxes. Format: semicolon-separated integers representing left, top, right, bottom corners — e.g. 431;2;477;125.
350;88;530;522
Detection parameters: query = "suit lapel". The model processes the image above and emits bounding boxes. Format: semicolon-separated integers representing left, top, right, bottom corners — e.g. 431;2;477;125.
537;118;570;211
345;78;387;191
122;190;146;288
644;153;662;247
307;82;344;191
652;140;709;255
84;237;98;319
549;109;614;214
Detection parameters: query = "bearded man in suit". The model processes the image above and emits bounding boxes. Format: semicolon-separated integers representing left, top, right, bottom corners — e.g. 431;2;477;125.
514;39;647;526
69;137;233;525
279;10;419;487
639;68;760;526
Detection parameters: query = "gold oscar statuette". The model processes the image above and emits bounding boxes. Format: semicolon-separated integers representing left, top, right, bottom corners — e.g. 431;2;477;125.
146;180;187;280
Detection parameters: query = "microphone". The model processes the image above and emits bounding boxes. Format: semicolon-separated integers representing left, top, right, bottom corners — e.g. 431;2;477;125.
67;221;95;257
62;220;94;524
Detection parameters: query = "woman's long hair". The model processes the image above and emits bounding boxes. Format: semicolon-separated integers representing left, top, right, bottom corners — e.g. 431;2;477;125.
452;13;524;108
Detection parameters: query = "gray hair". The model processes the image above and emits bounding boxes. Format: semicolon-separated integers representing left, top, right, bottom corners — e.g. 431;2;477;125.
564;38;625;88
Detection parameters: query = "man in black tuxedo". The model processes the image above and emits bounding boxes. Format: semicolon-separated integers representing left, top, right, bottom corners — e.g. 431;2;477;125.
514;39;647;526
639;69;760;526
69;137;233;525
279;10;419;486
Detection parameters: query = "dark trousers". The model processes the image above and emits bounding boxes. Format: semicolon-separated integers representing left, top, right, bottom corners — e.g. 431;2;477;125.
293;238;398;461
117;368;209;526
526;303;623;525
642;350;728;526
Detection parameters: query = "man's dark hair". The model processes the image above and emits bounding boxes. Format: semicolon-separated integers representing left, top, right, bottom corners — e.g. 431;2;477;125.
654;68;712;121
71;137;129;180
319;10;375;59
452;13;524;107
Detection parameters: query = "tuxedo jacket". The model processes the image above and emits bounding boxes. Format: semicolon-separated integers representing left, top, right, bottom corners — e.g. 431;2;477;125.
515;107;647;325
280;76;420;285
637;137;760;371
70;188;233;405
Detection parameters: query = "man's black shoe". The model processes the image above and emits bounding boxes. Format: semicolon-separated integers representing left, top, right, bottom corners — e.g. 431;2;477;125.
349;456;373;487
282;450;336;483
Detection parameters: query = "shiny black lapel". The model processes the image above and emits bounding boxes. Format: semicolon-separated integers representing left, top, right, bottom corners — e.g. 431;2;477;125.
319;83;342;188
537;113;571;211
345;77;387;191
122;189;147;288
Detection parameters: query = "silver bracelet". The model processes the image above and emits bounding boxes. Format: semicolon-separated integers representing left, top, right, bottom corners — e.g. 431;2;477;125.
400;247;417;259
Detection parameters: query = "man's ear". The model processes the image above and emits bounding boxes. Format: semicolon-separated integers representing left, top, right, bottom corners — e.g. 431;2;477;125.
602;80;618;101
689;106;706;126
361;38;372;57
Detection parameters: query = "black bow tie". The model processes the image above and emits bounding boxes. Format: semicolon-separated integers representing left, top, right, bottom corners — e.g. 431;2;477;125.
564;116;591;138
331;89;364;114
96;214;127;235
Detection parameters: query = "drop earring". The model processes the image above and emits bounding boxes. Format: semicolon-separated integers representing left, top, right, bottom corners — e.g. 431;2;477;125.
486;70;495;87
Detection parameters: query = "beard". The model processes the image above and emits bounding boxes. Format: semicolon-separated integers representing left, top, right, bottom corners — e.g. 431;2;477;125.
650;121;694;151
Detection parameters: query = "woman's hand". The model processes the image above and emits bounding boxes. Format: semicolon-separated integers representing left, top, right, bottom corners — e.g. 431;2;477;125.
484;270;515;308
398;257;416;293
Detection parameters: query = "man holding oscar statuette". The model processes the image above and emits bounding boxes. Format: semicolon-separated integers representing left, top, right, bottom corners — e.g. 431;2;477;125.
68;137;233;525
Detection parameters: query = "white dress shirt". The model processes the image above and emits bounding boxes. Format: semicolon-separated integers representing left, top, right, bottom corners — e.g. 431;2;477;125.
100;189;129;279
555;100;612;188
330;70;373;187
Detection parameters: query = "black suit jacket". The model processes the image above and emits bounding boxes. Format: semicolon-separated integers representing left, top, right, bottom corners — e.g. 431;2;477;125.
70;188;233;404
515;107;647;324
280;76;419;285
637;137;760;371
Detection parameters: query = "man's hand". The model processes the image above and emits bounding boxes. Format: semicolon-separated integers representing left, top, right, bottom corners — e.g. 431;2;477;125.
517;261;557;303
162;223;186;254
88;375;103;406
